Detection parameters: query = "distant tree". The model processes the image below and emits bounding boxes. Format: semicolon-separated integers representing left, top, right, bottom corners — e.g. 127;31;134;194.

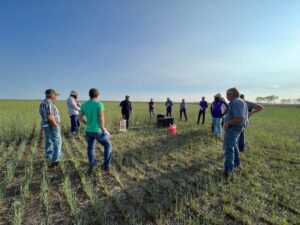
265;95;279;104
280;99;287;104
256;97;264;103
280;99;292;104
256;95;279;104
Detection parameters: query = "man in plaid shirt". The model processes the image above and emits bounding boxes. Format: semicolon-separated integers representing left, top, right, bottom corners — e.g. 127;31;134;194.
39;89;62;167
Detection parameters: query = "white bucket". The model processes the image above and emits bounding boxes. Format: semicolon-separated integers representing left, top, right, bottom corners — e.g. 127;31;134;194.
119;119;127;132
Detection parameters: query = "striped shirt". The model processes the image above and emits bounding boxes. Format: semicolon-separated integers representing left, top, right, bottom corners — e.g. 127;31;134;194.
39;98;60;124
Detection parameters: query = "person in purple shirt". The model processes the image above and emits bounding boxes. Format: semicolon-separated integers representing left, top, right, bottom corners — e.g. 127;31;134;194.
197;97;208;125
210;94;228;138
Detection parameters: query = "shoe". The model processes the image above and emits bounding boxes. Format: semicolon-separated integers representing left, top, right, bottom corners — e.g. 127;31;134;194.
224;171;230;179
101;165;110;172
49;161;59;168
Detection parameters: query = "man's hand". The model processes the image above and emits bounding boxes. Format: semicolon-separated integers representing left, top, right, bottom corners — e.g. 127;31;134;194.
223;122;229;130
223;117;243;130
47;115;58;128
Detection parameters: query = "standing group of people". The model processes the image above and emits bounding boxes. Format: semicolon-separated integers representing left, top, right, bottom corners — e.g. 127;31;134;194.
39;88;112;173
39;87;263;178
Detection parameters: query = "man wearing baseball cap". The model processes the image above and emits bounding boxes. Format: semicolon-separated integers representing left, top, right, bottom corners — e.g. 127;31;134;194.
67;90;81;137
39;89;62;167
119;95;132;129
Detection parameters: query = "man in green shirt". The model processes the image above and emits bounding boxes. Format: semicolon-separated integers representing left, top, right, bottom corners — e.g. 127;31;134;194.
80;88;112;172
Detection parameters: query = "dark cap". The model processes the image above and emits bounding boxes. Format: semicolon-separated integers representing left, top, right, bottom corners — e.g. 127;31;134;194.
125;95;130;98
45;89;59;96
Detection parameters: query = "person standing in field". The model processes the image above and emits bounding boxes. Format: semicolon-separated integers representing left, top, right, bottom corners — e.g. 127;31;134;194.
119;95;132;129
238;94;264;152
210;93;228;138
165;97;173;117
39;89;62;167
179;99;188;121
197;97;208;125
66;90;81;137
148;98;155;117
223;88;249;178
80;88;112;173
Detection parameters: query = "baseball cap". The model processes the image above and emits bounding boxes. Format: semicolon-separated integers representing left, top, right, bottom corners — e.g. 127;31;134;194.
45;89;59;96
70;90;78;96
214;93;221;98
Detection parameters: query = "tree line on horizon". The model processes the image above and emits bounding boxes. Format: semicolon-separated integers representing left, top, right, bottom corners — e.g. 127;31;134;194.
255;95;300;104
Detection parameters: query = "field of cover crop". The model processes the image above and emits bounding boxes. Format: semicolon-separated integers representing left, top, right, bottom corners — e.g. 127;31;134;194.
0;100;299;225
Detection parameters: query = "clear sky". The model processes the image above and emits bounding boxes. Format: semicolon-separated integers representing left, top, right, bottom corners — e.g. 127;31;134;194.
0;0;299;102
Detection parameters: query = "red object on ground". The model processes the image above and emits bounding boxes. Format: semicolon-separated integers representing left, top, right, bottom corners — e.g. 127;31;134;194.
168;124;177;135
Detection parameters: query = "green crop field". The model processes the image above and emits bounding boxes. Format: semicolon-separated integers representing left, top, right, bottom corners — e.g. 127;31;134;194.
0;100;299;225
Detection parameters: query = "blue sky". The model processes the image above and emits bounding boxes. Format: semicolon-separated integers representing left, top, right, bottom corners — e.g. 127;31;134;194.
0;0;299;102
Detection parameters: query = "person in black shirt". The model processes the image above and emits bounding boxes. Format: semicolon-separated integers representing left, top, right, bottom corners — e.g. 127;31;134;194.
119;95;132;129
179;99;188;121
148;98;155;117
165;97;173;117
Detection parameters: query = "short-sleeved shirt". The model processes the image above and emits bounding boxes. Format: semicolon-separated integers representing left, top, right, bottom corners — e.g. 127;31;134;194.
165;100;173;108
148;101;154;109
39;98;60;124
211;100;227;118
224;98;249;127
81;100;105;133
199;101;208;112
245;101;261;112
120;100;132;114
180;102;186;110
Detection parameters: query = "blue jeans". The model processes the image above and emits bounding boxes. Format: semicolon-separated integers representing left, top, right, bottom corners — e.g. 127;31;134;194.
223;126;244;174
86;132;112;168
212;117;222;137
43;123;62;162
70;115;80;134
238;130;245;152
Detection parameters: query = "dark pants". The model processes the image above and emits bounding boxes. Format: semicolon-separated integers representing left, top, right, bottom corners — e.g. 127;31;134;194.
122;113;130;129
149;108;155;117
70;115;80;134
180;109;187;121
166;107;172;117
197;110;205;124
238;130;245;152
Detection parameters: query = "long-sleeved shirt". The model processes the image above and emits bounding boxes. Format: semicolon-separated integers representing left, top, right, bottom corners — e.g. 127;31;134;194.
67;96;81;116
165;100;173;108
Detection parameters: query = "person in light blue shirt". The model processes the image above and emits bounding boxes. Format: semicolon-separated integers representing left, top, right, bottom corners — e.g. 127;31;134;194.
223;87;248;178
